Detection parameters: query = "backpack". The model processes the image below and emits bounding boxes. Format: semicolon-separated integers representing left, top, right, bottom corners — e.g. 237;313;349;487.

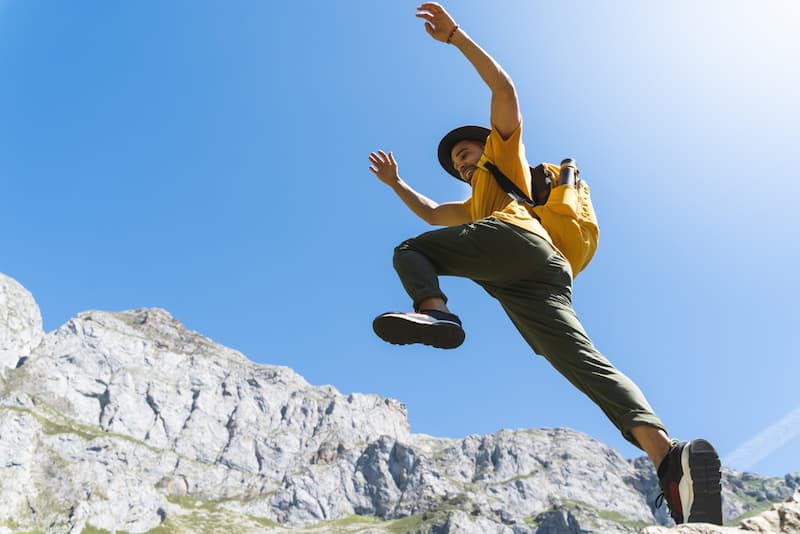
482;159;599;277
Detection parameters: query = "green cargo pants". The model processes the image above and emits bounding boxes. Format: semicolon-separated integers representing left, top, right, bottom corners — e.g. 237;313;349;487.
392;217;667;449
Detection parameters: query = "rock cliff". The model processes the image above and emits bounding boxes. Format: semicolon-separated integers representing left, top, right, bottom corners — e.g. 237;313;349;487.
0;273;797;533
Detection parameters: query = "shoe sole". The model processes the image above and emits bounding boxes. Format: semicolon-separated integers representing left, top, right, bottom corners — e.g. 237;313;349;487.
684;438;723;525
373;313;464;349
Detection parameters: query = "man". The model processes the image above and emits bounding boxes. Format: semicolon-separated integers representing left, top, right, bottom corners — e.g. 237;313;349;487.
368;2;722;526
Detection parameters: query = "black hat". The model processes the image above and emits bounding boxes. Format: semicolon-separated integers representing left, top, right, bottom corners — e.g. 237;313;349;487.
437;125;491;181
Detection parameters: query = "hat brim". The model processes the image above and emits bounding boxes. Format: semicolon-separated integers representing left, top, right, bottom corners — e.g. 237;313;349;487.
437;125;491;181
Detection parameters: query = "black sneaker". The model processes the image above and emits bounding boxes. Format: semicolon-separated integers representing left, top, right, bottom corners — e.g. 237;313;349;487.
372;309;465;349
656;439;723;525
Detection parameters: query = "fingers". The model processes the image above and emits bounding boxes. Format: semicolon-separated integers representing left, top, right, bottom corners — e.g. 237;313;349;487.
416;2;444;23
417;2;442;13
368;154;382;173
369;151;399;184
416;3;455;42
368;150;397;167
369;152;382;176
370;150;389;164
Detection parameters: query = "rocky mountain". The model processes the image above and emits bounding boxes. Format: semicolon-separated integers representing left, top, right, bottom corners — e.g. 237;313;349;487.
0;272;798;534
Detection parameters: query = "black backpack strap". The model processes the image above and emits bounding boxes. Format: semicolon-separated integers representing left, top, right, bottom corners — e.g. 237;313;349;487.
483;161;552;207
482;161;535;206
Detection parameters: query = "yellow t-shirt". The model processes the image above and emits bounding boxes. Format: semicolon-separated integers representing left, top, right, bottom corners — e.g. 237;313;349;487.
462;123;557;250
461;123;599;277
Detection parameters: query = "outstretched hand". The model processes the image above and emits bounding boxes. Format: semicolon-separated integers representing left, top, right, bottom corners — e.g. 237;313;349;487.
369;150;400;187
416;2;458;43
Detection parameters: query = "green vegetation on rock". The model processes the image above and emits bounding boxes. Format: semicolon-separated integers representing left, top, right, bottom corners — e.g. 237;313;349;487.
2;404;157;453
302;514;384;533
160;494;280;533
525;499;651;531
597;509;650;529
728;503;774;526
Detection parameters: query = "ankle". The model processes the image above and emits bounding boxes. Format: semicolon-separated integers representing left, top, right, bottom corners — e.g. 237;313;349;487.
630;426;672;468
418;297;449;313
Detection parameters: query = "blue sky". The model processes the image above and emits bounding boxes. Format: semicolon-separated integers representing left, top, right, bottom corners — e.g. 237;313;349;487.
2;1;798;478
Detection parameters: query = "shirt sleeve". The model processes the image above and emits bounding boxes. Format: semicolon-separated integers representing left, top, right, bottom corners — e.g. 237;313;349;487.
482;122;532;200
462;195;474;220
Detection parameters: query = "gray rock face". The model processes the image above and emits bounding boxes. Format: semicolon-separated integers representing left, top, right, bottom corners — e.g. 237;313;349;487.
641;489;800;533
0;272;795;533
0;274;43;371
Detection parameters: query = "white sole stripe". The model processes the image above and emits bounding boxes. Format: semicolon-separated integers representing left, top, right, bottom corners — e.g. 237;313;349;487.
679;444;694;523
381;313;460;328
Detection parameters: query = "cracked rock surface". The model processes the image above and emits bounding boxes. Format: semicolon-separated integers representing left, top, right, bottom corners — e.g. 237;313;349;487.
0;275;43;372
0;272;796;534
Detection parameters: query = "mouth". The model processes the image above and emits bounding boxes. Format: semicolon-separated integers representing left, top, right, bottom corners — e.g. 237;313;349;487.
461;167;476;182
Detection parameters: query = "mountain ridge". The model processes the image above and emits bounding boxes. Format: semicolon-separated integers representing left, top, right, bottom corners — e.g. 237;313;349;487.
1;273;797;533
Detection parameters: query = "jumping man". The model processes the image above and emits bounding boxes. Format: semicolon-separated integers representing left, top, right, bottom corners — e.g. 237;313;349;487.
368;3;723;526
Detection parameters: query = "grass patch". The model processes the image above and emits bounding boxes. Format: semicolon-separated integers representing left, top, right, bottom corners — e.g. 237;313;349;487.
0;402;253;475
303;514;385;533
524;514;542;528
597;509;650;529
163;494;280;532
384;514;427;534
303;508;455;534
41;417;101;442
728;503;773;526
551;498;583;511
0;519;44;534
486;469;541;487
148;509;247;533
383;507;466;534
143;518;179;534
2;405;159;454
525;499;651;531
166;494;224;512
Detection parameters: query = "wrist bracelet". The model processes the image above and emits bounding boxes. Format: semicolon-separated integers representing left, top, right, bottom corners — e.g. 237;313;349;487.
446;25;459;44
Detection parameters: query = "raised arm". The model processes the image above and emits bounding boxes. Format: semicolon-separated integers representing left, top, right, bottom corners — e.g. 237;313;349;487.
369;150;470;226
416;3;521;139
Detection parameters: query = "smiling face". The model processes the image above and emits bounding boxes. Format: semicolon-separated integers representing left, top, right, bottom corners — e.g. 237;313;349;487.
450;139;485;184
